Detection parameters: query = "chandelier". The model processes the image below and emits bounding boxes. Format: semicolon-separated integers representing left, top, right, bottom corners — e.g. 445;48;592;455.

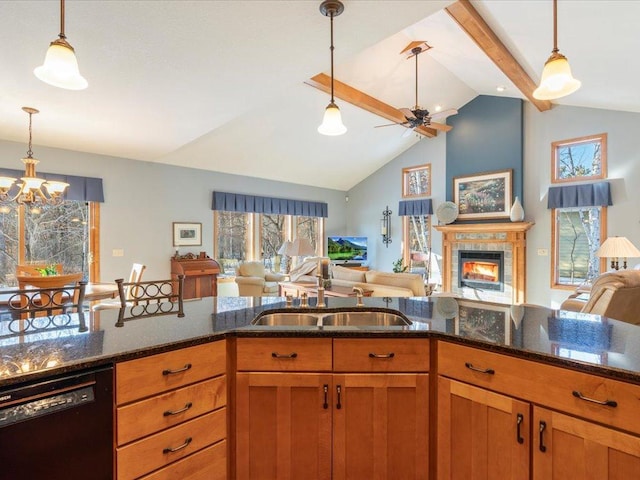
0;107;69;206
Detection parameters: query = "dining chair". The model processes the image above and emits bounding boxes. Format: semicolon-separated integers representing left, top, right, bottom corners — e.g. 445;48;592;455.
115;275;184;325
91;263;146;311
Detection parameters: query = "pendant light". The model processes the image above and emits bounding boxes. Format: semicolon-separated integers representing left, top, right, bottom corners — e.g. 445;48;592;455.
34;0;88;90
533;0;580;100
317;0;347;136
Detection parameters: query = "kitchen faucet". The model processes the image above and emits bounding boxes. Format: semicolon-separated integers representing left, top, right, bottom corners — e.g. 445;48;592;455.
353;287;365;307
316;274;326;308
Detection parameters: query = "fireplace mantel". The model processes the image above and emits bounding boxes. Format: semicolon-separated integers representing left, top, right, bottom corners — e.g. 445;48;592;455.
434;222;534;304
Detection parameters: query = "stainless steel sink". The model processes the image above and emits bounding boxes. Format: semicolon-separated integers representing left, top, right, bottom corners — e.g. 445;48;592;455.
251;313;321;326
321;311;411;327
251;310;412;327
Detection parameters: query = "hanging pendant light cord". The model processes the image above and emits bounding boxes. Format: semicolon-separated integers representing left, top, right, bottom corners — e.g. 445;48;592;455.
414;54;419;109
552;0;558;53
26;112;34;159
59;0;66;39
329;10;335;103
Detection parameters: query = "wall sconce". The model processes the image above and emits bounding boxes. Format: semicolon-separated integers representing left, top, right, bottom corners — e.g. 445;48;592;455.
381;206;392;247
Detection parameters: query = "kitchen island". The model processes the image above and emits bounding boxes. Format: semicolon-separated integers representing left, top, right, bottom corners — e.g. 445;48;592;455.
1;296;640;479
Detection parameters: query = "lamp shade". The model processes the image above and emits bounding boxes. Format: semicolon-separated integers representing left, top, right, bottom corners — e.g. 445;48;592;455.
532;53;581;100
34;40;88;90
277;241;292;255
318;102;347;136
286;238;316;257
596;237;640;258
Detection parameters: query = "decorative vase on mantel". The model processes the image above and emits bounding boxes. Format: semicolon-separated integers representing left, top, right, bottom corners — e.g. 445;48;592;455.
510;196;525;222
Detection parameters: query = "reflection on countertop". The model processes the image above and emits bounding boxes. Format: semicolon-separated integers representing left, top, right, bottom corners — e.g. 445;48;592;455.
1;295;640;387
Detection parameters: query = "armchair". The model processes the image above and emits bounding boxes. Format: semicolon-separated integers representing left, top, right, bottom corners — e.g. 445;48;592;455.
560;270;640;325
235;261;286;296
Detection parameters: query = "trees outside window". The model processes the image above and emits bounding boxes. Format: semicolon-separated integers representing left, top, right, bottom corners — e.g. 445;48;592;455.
403;215;435;282
214;211;250;274
296;216;319;253
261;214;285;270
0;201;98;287
552;133;606;183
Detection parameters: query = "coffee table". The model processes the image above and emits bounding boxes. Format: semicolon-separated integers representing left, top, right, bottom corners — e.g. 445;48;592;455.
278;281;372;298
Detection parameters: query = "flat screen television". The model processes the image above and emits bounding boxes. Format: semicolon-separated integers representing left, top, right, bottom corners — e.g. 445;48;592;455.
327;236;367;263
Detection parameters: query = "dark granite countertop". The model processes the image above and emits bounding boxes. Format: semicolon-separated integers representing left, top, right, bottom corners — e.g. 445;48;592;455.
2;295;639;388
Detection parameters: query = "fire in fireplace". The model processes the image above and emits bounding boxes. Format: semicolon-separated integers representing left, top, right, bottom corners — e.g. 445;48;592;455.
458;251;504;291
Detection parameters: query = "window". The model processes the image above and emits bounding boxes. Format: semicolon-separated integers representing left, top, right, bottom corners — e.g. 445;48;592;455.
403;215;433;280
552;133;606;183
296;216;321;253
0;202;100;288
261;214;286;270
214;211;251;274
553;207;605;287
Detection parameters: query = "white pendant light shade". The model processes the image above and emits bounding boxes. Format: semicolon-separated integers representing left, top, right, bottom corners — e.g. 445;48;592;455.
44;180;70;195
533;53;581;100
34;39;88;90
318;102;347;136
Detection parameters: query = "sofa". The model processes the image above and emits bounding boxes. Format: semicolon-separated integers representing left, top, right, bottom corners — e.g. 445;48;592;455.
235;261;286;296
560;270;640;325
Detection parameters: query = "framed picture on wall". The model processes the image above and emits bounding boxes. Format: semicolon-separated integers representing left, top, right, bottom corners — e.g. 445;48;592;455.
173;222;202;246
402;164;431;198
453;169;512;220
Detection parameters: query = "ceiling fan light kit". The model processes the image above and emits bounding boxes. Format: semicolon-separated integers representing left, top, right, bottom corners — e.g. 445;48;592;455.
317;0;347;136
533;0;580;100
34;0;88;90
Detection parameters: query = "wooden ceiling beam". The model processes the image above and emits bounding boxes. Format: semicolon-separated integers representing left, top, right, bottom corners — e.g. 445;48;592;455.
305;73;440;138
446;0;552;112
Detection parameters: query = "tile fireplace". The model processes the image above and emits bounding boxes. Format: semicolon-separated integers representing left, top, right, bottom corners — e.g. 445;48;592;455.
434;222;534;304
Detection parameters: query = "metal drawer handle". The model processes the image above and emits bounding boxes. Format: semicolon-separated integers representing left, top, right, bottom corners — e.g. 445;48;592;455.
336;385;342;410
516;413;524;444
572;390;618;408
369;352;395;359
163;437;192;454
163;402;193;417
539;421;547;453
272;352;298;359
162;363;192;376
323;384;329;409
464;362;495;375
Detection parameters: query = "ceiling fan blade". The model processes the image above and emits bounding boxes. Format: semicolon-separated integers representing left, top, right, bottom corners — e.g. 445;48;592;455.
429;122;453;132
429;108;458;121
374;122;402;128
399;107;417;120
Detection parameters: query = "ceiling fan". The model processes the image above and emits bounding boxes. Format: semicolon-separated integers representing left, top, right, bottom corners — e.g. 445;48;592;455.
376;42;458;137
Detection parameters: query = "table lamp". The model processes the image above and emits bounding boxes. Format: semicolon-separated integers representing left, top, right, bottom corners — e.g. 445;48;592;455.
286;238;315;270
277;241;292;273
596;236;640;270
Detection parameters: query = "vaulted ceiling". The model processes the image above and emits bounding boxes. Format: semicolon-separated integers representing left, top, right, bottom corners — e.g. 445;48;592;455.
1;1;638;191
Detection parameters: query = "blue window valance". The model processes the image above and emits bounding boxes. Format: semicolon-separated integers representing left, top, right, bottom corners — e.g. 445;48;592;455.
212;191;328;218
0;168;104;203
398;199;433;216
547;182;612;209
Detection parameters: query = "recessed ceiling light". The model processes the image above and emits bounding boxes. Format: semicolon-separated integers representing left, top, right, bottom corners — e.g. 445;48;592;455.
496;86;506;92
434;105;442;112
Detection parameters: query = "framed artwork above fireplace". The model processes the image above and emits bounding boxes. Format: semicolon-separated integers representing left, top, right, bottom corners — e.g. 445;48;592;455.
454;169;512;220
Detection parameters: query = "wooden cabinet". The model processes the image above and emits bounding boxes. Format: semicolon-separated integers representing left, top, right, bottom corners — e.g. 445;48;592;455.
437;376;529;480
115;341;227;480
171;255;221;299
437;340;640;480
533;406;640;480
235;338;430;480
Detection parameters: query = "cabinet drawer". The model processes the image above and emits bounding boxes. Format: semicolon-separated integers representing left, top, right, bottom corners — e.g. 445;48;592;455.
117;376;226;445
334;339;430;372
117;408;226;480
236;338;332;371
184;269;219;276
438;341;640;435
139;440;227;480
116;341;226;405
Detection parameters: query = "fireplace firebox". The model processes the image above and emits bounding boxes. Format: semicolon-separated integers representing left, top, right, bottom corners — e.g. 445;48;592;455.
458;251;504;291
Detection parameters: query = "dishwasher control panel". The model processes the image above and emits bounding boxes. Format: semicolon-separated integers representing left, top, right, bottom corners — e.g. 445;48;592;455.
0;385;94;427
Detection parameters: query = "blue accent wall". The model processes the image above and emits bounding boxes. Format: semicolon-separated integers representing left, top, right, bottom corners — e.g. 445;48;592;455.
446;95;523;213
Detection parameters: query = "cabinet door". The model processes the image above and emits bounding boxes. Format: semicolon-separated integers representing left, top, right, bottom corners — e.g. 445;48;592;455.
332;373;429;480
533;406;640;480
438;376;530;480
236;372;332;480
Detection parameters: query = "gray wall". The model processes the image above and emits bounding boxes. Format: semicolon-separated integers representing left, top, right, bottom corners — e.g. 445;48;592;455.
0;140;348;282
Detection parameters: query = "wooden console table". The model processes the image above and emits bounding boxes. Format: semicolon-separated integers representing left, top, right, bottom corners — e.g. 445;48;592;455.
171;254;221;299
279;281;373;298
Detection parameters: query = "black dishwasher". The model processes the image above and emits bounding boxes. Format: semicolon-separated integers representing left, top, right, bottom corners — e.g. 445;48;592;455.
0;366;113;480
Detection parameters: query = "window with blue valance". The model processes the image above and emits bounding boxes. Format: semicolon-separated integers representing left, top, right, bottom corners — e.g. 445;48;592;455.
547;181;612;209
398;199;433;216
0;168;104;202
211;191;328;217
